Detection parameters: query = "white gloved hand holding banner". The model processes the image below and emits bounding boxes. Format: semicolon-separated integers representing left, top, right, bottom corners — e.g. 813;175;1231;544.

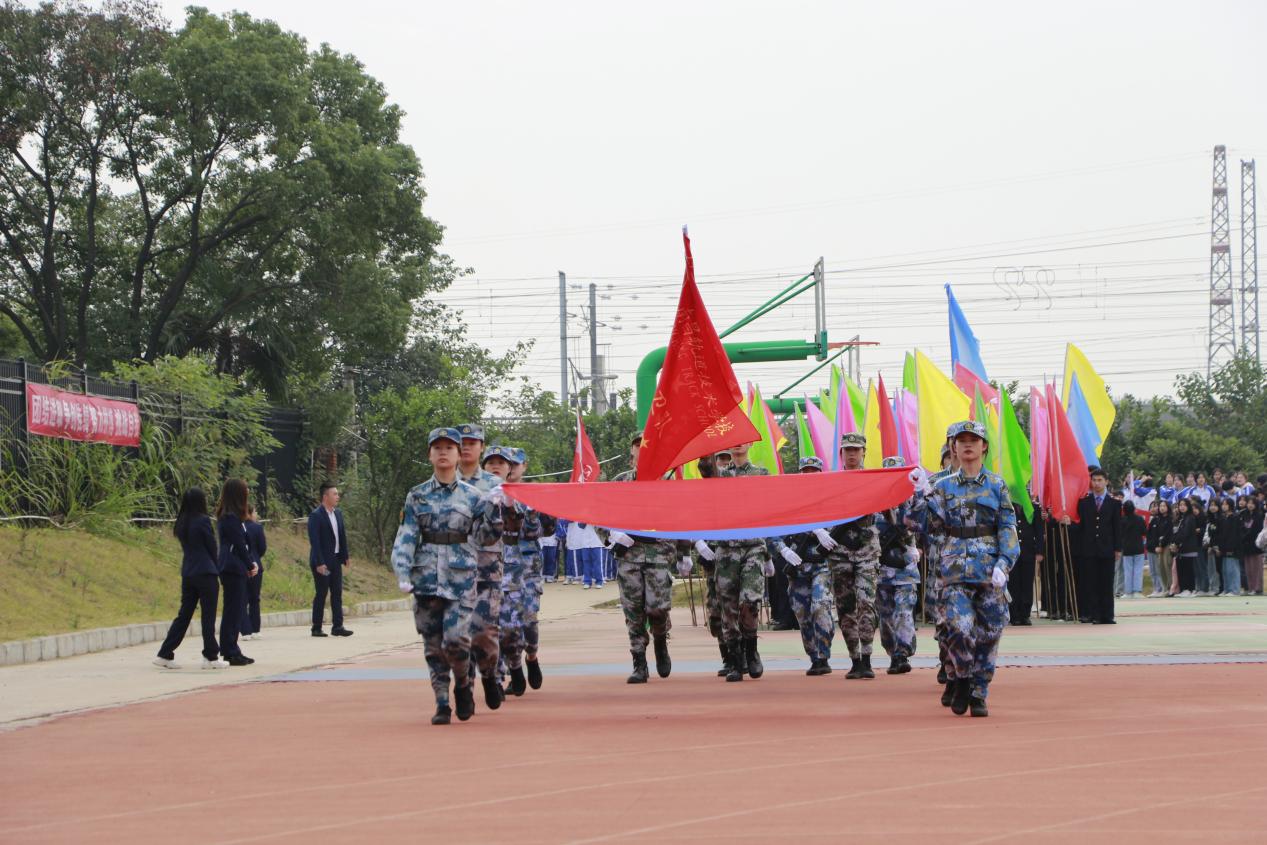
813;528;839;551
676;557;693;578
607;531;635;548
694;540;716;561
991;566;1008;589
780;547;802;567
760;558;776;578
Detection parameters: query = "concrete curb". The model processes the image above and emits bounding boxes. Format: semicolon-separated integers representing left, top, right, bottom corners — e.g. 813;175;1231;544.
0;598;412;667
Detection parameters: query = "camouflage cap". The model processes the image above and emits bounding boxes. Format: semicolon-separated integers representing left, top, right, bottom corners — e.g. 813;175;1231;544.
428;427;463;447
456;423;485;441
798;456;825;472
881;456;906;468
948;419;989;442
940;443;952;459
630;429;643;445
714;445;734;456
508;447;527;465
839;432;867;449
480;445;509;465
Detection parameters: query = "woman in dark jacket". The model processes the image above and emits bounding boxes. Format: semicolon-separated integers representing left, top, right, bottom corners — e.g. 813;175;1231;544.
216;478;258;666
1240;497;1264;595
1212;497;1244;596
154;488;226;670
1170;498;1200;595
1120;502;1148;597
1147;501;1174;597
240;505;268;640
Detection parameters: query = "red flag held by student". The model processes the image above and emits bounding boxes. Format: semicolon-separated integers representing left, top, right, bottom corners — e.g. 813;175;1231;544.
876;374;899;459
570;410;600;483
636;228;761;480
1043;382;1090;522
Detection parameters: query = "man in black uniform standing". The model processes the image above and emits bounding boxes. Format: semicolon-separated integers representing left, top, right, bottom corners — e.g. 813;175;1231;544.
1066;468;1121;624
1008;495;1044;626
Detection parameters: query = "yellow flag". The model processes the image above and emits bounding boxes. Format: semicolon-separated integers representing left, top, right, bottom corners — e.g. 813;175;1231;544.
1061;343;1115;452
863;380;883;469
915;349;970;471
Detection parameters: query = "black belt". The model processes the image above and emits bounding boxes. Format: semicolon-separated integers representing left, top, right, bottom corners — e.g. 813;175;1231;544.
945;525;995;539
421;531;467;544
631;534;658;544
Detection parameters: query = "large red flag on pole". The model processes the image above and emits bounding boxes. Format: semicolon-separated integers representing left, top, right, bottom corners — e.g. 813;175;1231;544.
1043;382;1090;522
636;228;761;480
570;410;600;483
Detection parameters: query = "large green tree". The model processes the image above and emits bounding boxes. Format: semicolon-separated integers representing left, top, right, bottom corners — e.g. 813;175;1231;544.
0;2;445;393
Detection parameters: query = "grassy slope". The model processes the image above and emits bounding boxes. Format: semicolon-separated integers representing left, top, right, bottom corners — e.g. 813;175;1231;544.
0;524;402;641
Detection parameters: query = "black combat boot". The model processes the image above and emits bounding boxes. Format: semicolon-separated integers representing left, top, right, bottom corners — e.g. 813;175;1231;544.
509;665;527;696
716;641;732;677
846;657;865;679
454;684;476;721
940;681;955;707
859;654;876;679
950;678;971;715
745;637;763;679
431;704;452;725
482;676;502;710
936;663;948;685
627;650;649;684
653;636;672;678
886;656;911;675
725;641;745;682
526;658;543;689
816;657;833;675
969;695;989;717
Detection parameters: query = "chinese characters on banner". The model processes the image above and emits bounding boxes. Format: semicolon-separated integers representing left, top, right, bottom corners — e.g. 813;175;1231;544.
25;382;141;447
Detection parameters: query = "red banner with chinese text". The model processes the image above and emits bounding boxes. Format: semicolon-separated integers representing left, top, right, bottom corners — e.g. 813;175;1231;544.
26;382;141;447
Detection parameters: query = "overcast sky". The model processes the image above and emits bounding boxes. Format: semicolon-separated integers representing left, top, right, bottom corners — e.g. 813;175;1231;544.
163;1;1267;407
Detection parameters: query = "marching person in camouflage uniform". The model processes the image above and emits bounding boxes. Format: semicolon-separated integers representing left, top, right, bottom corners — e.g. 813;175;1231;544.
509;448;547;691
611;431;688;683
714;441;773;683
454;423;507;709
693;449;730;677
875;456;922;675
781;456;836;675
925;436;958;696
921;420;1019;717
391;427;504;725
813;432;881;680
488;447;542;698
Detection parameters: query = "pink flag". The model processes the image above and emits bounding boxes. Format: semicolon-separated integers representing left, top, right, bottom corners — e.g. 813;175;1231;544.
804;398;835;469
1028;387;1048;501
896;388;920;465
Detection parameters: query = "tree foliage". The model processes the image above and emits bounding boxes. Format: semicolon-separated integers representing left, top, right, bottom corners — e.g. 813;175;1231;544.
0;1;447;393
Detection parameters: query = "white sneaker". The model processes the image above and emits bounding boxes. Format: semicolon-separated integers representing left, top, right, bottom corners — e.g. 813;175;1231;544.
251;632;262;639
583;584;591;590
202;657;230;670
152;657;180;670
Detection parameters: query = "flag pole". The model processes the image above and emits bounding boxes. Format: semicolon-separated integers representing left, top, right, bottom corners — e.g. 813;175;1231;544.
1060;524;1080;621
686;567;699;626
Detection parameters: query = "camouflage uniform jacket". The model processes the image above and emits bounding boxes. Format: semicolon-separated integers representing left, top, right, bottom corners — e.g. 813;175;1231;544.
716;462;770;552
501;504;543;591
923;468;1020;586
459;467;505;581
875;506;920;586
391;476;503;601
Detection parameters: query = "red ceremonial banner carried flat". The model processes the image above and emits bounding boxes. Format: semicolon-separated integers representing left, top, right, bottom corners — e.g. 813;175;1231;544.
505;467;914;540
26;382;141;447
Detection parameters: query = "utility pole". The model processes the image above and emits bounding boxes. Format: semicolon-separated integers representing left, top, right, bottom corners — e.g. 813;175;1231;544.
1208;145;1237;375
589;282;605;414
558;271;569;409
1242;159;1260;365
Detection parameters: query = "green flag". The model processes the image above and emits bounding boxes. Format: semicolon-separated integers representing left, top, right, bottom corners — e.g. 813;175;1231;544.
972;386;1000;475
998;388;1035;521
844;374;866;432
902;351;916;394
795;401;816;460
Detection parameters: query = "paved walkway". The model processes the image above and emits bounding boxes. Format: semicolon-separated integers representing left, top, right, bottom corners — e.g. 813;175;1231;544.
0;581;618;729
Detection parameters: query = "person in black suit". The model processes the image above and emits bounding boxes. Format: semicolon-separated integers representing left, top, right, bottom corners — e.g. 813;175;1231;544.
154;487;227;669
1008;497;1045;625
308;480;352;637
216;478;259;665
240;505;267;640
1065;468;1122;624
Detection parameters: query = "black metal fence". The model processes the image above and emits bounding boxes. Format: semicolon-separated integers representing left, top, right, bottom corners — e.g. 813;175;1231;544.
0;357;307;511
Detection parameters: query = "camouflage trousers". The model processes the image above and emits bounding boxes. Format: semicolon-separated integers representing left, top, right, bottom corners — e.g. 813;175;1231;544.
926;581;951;669
941;582;1009;700
701;561;723;640
617;547;673;653
830;558;877;658
716;542;765;642
467;580;502;681
877;583;918;660
414;594;474;708
523;579;542;659
787;566;834;660
498;587;526;670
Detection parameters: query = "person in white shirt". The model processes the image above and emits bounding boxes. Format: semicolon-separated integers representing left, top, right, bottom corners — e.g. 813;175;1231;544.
564;519;605;588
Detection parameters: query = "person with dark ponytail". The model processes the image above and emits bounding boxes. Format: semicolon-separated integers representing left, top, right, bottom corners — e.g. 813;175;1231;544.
216;478;258;666
154;488;227;670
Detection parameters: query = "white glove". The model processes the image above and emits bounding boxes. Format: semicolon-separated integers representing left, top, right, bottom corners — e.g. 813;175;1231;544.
608;531;635;548
909;468;932;495
693;540;716;561
398;581;414;594
813;528;839;551
991;566;1008;589
780;547;802;567
760;558;775;578
484;486;510;507
676;557;693;578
